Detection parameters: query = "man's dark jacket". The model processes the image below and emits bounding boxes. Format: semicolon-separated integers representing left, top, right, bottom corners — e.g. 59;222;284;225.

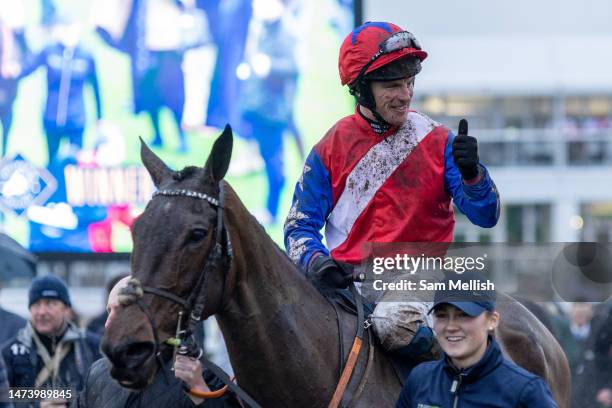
0;308;26;347
2;321;100;391
0;353;13;408
75;357;241;408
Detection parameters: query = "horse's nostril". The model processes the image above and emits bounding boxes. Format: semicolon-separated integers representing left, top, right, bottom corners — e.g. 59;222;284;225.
124;342;156;368
108;341;155;368
125;342;155;361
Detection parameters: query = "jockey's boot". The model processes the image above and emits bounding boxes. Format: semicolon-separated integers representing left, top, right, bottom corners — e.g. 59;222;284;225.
394;326;438;363
391;326;440;380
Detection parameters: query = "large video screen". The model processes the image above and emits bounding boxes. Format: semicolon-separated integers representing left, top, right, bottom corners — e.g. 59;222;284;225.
0;0;356;253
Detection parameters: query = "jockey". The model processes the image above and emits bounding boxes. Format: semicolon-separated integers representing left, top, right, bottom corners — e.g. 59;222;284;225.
283;21;500;363
284;21;500;286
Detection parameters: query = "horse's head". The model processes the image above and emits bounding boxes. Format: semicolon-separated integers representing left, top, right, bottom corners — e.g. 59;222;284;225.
101;126;233;389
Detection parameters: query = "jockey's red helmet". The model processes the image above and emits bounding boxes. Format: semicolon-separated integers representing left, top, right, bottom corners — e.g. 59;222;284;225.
338;21;428;86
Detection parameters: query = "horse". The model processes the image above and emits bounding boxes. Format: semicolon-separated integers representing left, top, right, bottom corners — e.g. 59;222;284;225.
101;126;571;407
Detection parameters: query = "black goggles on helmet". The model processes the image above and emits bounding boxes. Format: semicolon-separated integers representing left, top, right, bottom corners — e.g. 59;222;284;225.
355;31;422;83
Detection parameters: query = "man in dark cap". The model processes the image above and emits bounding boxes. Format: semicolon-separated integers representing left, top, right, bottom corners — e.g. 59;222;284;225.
1;275;100;407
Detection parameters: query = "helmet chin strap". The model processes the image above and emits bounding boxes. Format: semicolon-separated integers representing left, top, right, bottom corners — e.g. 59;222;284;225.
357;105;391;135
371;109;390;128
351;80;392;134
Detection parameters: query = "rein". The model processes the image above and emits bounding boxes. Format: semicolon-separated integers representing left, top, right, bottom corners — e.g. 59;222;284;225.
119;183;261;408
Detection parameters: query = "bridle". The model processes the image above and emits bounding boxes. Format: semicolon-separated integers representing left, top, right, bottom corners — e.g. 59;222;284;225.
115;179;364;407
119;182;233;356
117;182;263;407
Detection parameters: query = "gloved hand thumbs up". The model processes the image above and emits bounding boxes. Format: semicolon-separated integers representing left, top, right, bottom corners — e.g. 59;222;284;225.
458;118;468;136
452;118;480;181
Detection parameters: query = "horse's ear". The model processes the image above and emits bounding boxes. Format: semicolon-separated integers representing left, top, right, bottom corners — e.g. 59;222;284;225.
204;124;233;183
140;137;172;187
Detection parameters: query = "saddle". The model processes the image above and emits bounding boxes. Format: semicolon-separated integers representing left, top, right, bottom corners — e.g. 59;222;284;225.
329;287;375;317
323;286;439;387
311;267;440;389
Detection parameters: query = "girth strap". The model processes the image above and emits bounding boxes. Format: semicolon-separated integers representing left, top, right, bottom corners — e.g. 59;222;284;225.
328;284;365;408
329;301;345;375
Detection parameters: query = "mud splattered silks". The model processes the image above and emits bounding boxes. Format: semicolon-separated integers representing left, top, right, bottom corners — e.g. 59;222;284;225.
284;107;499;269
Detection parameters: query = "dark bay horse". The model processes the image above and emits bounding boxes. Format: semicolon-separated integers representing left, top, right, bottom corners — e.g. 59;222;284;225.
102;126;570;407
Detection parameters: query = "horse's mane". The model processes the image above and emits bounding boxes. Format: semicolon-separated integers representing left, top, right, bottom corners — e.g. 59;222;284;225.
172;166;201;182
221;181;309;280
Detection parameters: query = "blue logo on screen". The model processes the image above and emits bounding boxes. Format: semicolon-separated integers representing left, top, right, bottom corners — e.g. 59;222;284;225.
0;155;57;216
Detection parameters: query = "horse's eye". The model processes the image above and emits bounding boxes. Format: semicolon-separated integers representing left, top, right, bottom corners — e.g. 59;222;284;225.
188;228;208;243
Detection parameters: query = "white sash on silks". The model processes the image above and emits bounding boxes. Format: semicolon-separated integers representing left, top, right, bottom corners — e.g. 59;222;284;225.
325;112;438;252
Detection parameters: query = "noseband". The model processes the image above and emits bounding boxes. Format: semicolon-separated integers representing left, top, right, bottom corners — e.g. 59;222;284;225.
119;182;233;354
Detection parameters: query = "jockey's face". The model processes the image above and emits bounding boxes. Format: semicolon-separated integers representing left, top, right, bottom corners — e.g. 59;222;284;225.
30;299;68;337
433;304;499;369
370;76;414;126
